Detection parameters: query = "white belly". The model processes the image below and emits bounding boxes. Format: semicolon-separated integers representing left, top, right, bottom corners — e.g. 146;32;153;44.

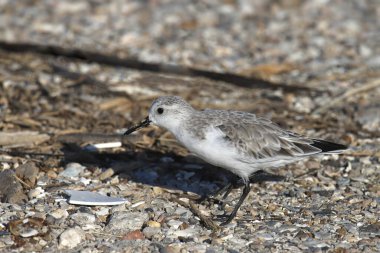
174;127;255;180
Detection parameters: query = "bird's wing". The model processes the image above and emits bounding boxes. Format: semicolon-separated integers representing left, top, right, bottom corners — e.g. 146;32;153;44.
216;118;321;162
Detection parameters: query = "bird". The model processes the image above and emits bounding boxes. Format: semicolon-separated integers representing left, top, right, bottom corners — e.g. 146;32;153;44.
124;96;347;225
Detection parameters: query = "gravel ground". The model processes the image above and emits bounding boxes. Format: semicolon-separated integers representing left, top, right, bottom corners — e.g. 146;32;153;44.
0;0;379;252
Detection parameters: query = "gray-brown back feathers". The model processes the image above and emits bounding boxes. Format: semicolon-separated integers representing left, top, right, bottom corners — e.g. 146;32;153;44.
188;109;345;165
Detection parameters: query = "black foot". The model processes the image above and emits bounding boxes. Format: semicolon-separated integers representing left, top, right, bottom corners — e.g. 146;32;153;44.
219;181;251;226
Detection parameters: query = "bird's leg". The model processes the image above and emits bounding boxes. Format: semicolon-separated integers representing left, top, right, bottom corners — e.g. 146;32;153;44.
209;183;233;199
220;170;284;200
203;170;285;215
221;184;234;200
197;180;235;207
209;170;284;205
216;171;285;224
220;181;251;226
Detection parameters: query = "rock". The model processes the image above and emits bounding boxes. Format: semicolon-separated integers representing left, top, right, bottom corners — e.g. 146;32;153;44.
15;162;39;187
295;229;314;240
38;239;47;247
28;187;45;199
122;230;145;240
0;162;11;170
20;228;39;238
256;233;274;241
0;235;14;247
94;207;110;216
107;211;149;233
146;220;161;228
70;212;96;226
278;225;299;234
99;168;114;181
0;170;28;204
142;227;161;239
152;186;164;195
50;208;69;219
304;239;329;249
167;220;183;229
59;163;86;178
8;217;45;239
59;228;85;249
110;204;127;213
171;228;198;238
46;170;58;179
359;222;380;236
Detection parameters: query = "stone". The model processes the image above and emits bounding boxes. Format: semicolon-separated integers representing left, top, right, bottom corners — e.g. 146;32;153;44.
256;233;274;241
146;220;161;228
99;168;114;181
0;235;14;247
359;222;380;236
59;163;86;178
46;170;58;179
107;211;149;233
142;227;161;239
167;220;183;229
50;208;69;219
28;187;45;199
70;212;96;226
152;186;164;195
0;170;27;204
38;239;48;246
19;228;39;238
171;228;198;238
122;230;145;240
59;228;85;249
15;162;39;187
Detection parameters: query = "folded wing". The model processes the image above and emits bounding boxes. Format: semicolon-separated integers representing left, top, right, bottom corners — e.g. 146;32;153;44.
216;117;345;164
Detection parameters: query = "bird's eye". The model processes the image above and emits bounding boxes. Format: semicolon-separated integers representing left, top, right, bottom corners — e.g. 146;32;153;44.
157;107;164;114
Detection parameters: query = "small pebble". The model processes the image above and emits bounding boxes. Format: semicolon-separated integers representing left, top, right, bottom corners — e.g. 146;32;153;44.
70;212;96;226
50;209;69;219
142;227;161;239
59;163;86;178
46;170;58;179
167;220;183;229
28;187;45;199
146;220;161;228
107;212;149;232
39;239;48;246
59;228;85;249
20;228;39;238
123;230;145;240
99;168;114;181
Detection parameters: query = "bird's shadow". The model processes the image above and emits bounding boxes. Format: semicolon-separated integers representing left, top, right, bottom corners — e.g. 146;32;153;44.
60;143;284;197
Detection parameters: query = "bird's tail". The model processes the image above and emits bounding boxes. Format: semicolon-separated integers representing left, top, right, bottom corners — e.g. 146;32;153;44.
311;139;348;154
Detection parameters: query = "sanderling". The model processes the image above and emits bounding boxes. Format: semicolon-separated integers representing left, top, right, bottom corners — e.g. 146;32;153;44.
124;96;347;225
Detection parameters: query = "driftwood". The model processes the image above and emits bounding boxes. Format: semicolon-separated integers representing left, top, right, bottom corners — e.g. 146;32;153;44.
0;131;50;148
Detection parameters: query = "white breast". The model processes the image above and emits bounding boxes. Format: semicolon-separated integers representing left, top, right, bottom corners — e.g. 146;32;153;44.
173;126;254;180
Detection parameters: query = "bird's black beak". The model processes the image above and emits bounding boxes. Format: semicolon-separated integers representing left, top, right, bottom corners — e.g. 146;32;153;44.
123;116;151;135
